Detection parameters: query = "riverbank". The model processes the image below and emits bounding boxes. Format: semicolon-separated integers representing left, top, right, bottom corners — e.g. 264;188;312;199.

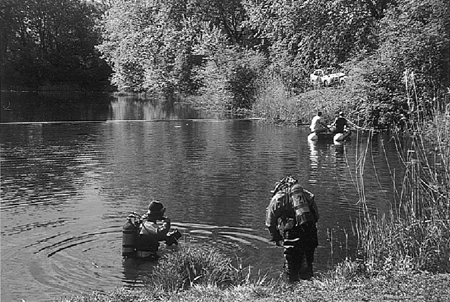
55;243;450;302
58;269;450;301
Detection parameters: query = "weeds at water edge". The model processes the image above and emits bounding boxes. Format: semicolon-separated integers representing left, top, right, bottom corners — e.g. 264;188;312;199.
354;105;450;274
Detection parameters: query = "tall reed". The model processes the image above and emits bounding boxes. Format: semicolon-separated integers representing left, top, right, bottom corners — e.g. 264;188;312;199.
354;88;450;274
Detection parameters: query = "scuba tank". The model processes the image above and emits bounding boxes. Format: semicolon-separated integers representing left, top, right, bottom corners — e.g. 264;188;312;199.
122;215;138;258
290;185;315;225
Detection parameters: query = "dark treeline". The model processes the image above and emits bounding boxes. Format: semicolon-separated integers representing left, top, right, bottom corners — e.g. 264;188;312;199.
0;0;112;90
1;0;449;126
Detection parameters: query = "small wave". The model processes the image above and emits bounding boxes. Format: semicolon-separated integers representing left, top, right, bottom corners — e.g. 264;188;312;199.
37;228;120;257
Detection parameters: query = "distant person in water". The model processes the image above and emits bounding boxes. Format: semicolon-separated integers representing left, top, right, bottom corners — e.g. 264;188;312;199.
330;112;350;134
309;111;328;134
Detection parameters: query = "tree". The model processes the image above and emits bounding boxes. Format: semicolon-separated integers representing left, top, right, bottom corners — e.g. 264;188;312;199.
98;0;259;95
192;22;267;109
380;0;450;91
242;0;386;89
1;0;110;89
99;0;198;93
348;0;450;127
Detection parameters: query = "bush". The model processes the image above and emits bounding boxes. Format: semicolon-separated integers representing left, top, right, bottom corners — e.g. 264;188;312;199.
252;76;364;127
194;46;267;110
144;245;247;292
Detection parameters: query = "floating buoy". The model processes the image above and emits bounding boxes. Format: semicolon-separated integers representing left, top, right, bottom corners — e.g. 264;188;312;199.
308;133;318;141
334;131;351;142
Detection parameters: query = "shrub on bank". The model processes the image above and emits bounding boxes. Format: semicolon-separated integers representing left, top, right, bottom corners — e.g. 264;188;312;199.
143;245;248;292
252;74;369;127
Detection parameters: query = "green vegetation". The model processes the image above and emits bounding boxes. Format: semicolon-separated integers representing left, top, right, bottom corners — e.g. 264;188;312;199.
3;0;449;128
353;77;450;274
95;0;449;127
252;83;359;125
144;245;248;291
57;249;450;302
57;273;450;301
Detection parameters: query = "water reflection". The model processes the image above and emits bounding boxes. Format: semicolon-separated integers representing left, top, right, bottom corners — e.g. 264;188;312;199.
109;96;203;120
1;92;217;123
334;141;345;156
0;91;112;123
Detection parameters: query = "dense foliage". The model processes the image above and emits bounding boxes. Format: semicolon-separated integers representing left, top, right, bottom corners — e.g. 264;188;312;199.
347;0;450;127
2;0;449;125
0;0;111;90
96;0;264;104
95;0;449;126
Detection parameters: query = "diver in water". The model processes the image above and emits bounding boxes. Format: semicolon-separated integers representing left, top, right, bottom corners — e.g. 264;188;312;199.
266;180;319;282
136;200;176;258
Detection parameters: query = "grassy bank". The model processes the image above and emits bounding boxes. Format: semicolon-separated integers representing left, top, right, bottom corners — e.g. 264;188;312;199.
186;75;364;125
58;252;450;302
58;272;450;301
251;74;367;126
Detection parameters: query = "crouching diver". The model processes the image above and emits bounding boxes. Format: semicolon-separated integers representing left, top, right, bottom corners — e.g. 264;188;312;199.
266;179;319;282
136;200;181;258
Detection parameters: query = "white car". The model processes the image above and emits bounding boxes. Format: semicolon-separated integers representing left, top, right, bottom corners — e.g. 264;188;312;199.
310;68;345;86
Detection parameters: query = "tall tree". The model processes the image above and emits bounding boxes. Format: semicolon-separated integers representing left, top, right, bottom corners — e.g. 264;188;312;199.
242;0;389;88
1;0;110;89
379;0;450;91
98;0;257;94
347;0;450;126
98;0;194;93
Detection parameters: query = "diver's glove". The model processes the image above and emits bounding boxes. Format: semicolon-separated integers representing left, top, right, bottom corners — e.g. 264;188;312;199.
165;229;182;246
269;230;283;247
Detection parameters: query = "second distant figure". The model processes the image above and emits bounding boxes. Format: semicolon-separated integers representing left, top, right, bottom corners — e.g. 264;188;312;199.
310;111;328;134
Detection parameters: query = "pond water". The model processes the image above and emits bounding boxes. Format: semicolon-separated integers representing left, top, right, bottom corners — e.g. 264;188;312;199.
1;92;403;301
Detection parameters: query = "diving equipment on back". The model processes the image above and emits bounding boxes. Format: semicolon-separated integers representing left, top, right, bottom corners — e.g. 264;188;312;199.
121;202;182;259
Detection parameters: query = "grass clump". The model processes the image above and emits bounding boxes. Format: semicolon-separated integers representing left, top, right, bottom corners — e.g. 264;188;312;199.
144;245;248;292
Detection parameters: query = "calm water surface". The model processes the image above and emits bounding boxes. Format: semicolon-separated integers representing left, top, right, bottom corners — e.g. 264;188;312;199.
1;92;402;301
